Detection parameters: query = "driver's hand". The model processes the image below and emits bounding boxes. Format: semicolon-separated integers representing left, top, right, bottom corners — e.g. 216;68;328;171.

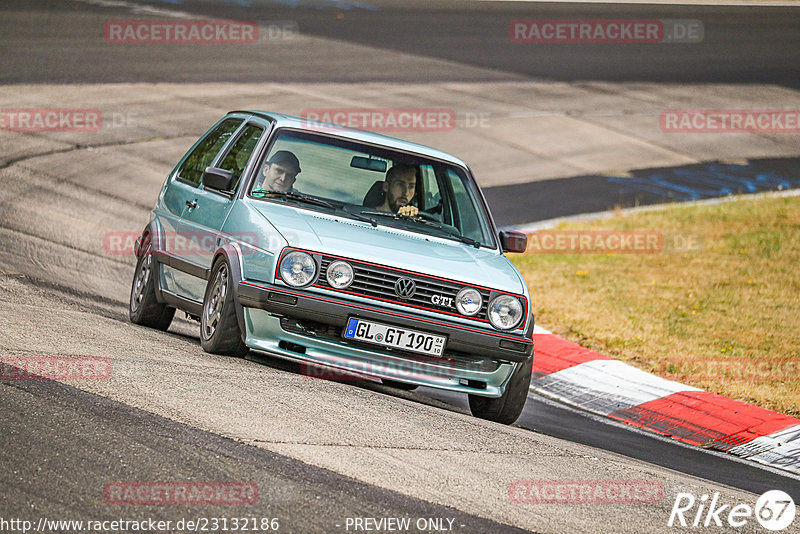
398;205;419;217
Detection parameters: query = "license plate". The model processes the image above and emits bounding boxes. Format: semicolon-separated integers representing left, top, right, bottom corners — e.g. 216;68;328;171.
343;318;446;357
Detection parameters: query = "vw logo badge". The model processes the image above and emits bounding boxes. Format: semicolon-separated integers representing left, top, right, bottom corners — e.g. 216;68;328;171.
394;278;416;299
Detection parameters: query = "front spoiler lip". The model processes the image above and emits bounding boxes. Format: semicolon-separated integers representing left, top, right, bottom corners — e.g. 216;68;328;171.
237;280;533;363
242;309;515;398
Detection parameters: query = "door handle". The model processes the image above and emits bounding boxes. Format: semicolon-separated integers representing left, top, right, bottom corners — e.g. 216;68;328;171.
185;200;198;209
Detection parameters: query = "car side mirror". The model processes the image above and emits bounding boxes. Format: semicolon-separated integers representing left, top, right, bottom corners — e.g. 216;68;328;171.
499;230;527;253
202;166;234;191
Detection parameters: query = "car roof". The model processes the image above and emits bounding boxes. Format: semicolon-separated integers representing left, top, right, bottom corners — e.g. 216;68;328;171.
229;110;469;168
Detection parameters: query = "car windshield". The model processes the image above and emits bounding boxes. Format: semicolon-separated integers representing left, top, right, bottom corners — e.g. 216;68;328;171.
249;128;496;248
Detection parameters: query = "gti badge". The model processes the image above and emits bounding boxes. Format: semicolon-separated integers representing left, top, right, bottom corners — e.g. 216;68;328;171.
431;294;454;308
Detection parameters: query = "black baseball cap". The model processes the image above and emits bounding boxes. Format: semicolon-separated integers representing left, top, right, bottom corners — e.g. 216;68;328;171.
266;150;301;174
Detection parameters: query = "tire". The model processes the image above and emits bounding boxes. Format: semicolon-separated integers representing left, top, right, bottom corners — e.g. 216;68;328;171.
129;235;175;331
200;257;248;357
468;356;532;424
381;379;418;391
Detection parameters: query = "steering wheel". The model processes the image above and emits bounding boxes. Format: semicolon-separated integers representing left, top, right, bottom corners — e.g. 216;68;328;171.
414;211;440;223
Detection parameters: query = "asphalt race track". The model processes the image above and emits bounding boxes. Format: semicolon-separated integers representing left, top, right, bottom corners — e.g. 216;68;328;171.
3;0;800;86
485;156;800;227
1;0;799;533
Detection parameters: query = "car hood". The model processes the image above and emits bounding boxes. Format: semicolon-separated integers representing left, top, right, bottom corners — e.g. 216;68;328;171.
251;202;525;294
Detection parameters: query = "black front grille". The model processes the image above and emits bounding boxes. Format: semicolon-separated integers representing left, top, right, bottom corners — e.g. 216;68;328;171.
317;257;491;319
280;317;342;339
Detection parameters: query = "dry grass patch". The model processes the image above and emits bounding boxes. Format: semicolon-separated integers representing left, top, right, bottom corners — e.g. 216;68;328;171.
512;195;800;416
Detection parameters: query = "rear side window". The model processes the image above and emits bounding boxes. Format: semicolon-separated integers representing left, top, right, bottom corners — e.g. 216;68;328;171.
218;124;264;191
177;118;241;186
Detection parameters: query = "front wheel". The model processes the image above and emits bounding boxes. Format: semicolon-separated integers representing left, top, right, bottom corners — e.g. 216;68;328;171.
200;258;248;357
129;235;175;331
468;356;531;424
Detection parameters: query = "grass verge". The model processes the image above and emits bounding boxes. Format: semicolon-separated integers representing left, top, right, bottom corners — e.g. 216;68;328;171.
512;194;800;417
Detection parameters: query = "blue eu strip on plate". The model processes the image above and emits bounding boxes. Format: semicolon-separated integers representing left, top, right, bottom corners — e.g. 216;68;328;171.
345;318;359;338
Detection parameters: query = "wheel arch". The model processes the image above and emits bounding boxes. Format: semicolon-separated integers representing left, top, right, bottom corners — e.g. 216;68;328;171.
211;243;248;342
138;219;168;303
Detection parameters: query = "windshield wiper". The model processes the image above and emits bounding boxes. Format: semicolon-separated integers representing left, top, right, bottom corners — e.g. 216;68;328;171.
360;210;481;248
253;189;378;227
360;210;437;225
436;227;481;248
252;188;338;210
342;207;378;227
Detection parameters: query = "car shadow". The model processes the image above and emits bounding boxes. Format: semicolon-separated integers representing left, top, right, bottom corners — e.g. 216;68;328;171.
244;349;469;417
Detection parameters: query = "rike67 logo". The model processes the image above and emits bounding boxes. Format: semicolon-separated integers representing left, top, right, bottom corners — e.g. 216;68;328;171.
668;490;795;531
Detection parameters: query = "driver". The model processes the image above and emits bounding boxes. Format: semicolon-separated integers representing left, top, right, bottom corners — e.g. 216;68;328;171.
376;164;419;216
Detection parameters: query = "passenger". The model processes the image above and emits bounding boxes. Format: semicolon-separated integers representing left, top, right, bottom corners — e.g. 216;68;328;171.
260;150;301;192
376;164;419;217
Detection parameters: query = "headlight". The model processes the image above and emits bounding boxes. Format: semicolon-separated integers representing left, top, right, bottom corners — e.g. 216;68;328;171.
455;287;482;316
326;260;354;289
279;251;317;287
487;295;523;330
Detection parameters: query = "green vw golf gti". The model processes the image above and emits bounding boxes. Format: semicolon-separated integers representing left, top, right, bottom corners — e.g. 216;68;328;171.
130;111;533;424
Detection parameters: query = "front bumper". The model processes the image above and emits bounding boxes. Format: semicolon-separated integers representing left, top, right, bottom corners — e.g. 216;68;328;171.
237;280;533;397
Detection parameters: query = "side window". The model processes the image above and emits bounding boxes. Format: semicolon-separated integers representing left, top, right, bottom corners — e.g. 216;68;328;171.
420;165;442;218
218;124;264;191
177;118;241;186
446;168;491;244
